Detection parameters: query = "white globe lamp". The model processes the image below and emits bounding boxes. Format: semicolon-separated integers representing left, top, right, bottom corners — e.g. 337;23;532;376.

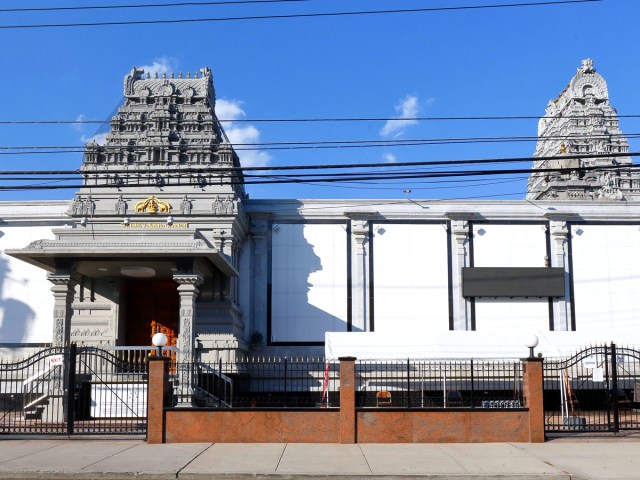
152;332;168;356
524;334;539;359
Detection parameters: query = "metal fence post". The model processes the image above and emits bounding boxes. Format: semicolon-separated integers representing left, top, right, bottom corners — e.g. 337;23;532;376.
406;357;411;408
470;358;475;408
284;357;288;407
65;343;77;436
611;342;619;432
218;358;223;408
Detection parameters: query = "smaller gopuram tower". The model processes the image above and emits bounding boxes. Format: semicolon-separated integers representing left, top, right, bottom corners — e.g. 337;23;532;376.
527;59;640;201
8;67;249;364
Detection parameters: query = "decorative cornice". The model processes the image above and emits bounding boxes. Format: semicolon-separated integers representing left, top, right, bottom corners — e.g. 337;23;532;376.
24;240;209;250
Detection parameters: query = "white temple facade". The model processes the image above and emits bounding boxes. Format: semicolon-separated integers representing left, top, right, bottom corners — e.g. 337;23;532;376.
1;60;640;360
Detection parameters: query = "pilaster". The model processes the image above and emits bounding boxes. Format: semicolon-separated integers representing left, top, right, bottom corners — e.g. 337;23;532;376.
250;215;270;342
350;218;370;332
548;217;572;331
448;216;472;330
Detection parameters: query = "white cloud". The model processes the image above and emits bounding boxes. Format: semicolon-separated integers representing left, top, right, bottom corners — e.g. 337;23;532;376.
73;114;86;132
215;98;272;168
215;98;245;120
380;95;420;138
383;153;397;163
138;56;177;76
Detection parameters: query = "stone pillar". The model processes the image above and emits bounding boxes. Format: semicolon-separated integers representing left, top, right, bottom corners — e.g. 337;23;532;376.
147;356;170;444
351;219;370;332
339;356;357;444
450;218;471;330
549;220;570;331
48;271;77;345
522;358;545;443
173;273;203;404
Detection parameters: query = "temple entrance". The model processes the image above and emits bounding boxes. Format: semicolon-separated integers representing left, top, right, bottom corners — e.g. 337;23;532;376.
122;279;179;347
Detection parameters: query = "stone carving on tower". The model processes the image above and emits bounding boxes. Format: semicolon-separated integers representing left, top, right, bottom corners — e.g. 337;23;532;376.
80;67;246;206
527;59;640;201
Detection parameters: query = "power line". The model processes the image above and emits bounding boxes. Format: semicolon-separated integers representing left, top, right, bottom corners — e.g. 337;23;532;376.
0;0;307;14
0;133;637;155
0;1;601;30
0;151;636;176
2;113;639;125
0;157;637;191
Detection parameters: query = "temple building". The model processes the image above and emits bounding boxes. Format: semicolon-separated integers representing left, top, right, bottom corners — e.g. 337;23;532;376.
1;60;640;360
5;68;248;365
527;58;640;201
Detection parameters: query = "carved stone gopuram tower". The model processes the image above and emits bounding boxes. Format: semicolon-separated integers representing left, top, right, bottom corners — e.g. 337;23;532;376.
8;67;249;364
527;59;640;201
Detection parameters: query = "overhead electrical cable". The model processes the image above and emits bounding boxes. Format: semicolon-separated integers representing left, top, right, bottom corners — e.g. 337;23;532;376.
0;1;602;30
0;151;636;176
0;133;637;154
0;161;637;191
0;0;308;14
2;113;639;125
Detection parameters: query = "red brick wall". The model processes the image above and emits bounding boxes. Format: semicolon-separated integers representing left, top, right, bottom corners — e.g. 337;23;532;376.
162;408;529;443
356;410;530;443
164;410;341;443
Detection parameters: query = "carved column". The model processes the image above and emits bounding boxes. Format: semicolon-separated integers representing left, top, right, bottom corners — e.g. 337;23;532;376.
173;273;203;404
549;220;570;330
450;218;471;330
48;272;78;345
351;219;370;332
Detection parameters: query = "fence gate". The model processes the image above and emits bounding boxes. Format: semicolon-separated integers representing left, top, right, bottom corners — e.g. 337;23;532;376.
544;344;640;433
0;345;148;436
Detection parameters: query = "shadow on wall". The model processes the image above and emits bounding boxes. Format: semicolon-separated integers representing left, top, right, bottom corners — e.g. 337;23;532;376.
0;255;35;343
270;222;349;343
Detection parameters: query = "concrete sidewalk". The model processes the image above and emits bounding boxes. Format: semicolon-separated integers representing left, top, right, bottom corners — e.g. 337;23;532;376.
0;438;638;480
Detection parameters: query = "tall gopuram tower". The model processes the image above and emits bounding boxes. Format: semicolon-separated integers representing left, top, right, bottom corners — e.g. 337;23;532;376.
8;67;249;364
527;59;640;201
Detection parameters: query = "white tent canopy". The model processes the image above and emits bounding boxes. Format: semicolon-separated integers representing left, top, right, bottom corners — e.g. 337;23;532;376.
325;329;640;361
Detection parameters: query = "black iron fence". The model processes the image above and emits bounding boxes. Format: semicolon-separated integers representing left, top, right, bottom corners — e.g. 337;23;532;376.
1;344;149;436
544;344;640;433
170;357;340;408
168;357;524;410
356;359;524;408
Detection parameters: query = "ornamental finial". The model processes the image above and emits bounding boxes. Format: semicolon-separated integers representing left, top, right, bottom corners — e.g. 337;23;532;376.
579;58;594;74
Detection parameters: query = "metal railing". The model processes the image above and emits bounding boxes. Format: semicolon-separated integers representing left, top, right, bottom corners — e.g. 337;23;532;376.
356;358;524;408
544;344;640;433
0;345;155;436
170;357;340;408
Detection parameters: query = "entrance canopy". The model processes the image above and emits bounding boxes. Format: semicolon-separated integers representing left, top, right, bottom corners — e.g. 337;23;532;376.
5;227;237;277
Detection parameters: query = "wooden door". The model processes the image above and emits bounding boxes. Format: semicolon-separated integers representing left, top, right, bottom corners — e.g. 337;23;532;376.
122;279;179;347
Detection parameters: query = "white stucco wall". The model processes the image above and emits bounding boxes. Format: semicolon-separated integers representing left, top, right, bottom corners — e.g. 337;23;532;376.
372;223;449;333
0;230;56;343
271;223;348;342
0;202;68;344
571;224;640;333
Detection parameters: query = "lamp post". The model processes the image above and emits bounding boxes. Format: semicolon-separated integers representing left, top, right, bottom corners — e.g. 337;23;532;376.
525;334;539;359
152;332;168;357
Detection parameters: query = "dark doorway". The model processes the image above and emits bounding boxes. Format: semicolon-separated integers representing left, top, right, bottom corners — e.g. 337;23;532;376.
122;279;179;347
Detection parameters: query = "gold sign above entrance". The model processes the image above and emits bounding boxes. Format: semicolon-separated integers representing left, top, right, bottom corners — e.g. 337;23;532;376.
121;223;188;229
135;196;171;214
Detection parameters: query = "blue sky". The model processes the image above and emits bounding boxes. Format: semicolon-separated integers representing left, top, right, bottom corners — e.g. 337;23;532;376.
0;0;638;201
